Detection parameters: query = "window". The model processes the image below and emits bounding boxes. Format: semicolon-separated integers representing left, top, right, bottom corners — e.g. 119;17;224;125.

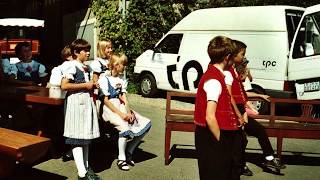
154;34;183;54
292;12;320;59
286;10;303;47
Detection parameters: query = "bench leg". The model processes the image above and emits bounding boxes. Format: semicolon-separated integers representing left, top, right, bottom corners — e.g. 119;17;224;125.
165;125;172;165
276;137;283;160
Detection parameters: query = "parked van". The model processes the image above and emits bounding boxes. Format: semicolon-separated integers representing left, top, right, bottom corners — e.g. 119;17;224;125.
134;5;320;102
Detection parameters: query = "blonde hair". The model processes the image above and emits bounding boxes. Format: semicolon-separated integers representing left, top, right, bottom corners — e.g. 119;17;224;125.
109;53;128;70
97;39;112;59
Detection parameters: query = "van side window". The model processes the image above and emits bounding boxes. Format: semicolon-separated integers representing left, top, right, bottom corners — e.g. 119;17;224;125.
286;10;303;48
292;12;320;59
154;34;183;54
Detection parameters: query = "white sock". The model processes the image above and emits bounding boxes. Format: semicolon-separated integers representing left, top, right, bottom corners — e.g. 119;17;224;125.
83;145;89;170
72;146;87;177
265;155;274;161
118;137;127;161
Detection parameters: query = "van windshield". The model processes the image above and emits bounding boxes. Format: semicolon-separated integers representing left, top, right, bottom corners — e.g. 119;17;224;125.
292;11;320;58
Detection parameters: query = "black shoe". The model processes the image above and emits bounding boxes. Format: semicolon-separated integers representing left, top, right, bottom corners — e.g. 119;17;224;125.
263;158;286;169
62;154;74;162
126;159;135;166
241;165;253;176
78;171;101;180
126;152;135;166
87;167;102;180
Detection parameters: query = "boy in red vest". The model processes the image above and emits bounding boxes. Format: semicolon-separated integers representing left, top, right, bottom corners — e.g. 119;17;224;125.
194;36;242;180
224;40;286;176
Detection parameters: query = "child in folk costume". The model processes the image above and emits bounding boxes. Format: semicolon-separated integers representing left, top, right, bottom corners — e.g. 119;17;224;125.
99;54;151;171
90;39;113;83
90;39;113;114
194;36;242;180
61;39;101;180
225;40;285;176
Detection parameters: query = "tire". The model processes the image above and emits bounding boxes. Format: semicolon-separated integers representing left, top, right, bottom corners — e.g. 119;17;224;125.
139;74;158;97
250;85;270;115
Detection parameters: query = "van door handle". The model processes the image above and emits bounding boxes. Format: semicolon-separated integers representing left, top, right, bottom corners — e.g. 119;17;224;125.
177;56;180;62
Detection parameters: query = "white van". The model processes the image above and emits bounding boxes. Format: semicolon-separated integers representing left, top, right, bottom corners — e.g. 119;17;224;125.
134;5;320;101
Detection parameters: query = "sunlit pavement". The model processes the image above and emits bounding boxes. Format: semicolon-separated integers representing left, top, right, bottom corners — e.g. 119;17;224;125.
8;94;320;180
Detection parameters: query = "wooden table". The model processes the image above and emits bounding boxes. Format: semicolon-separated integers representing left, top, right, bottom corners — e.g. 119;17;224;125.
0;85;65;105
0;85;65;178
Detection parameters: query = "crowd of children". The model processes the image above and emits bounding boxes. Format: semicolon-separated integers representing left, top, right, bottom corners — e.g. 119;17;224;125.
0;36;287;180
194;36;285;180
0;39;152;180
59;39;151;179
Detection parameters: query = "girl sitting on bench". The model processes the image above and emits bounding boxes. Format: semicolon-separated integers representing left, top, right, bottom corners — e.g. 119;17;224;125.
98;54;151;171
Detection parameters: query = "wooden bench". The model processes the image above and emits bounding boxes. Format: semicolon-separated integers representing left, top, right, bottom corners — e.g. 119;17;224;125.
249;97;320;159
164;91;320;165
0;127;51;178
165;91;195;165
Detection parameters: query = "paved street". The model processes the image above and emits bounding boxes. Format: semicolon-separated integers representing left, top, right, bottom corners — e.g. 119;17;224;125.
6;94;320;180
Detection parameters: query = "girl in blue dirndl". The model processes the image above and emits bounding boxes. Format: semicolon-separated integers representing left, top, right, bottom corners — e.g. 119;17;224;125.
99;54;151;171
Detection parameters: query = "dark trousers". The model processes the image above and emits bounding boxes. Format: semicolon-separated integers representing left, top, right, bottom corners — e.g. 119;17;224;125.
195;126;241;180
236;104;275;167
244;117;274;156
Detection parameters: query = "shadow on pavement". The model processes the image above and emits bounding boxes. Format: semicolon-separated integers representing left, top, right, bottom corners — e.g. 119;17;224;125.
133;147;157;164
4;164;67;180
246;150;320;167
90;131;157;173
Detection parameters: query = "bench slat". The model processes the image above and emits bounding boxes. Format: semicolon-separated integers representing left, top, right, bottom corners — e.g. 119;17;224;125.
0;128;51;164
166;114;194;123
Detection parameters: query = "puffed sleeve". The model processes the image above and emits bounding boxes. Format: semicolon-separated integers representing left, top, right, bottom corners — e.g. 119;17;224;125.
62;62;76;80
38;63;48;77
2;59;10;74
9;63;18;76
98;76;110;96
90;59;102;73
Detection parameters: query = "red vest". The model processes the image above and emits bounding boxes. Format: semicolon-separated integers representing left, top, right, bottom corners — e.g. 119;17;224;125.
194;64;238;130
229;67;248;104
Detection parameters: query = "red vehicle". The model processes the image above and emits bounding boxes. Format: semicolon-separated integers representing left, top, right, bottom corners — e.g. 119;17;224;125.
0;18;44;61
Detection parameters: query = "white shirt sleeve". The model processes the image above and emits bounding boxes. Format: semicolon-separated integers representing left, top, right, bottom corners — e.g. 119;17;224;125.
223;71;233;86
90;59;102;73
62;62;76;80
203;79;222;102
243;77;253;91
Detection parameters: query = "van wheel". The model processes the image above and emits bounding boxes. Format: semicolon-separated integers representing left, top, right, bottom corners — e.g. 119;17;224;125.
139;74;158;97
250;86;270;115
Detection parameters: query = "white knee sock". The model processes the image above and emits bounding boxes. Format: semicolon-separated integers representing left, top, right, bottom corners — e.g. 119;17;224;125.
72;146;87;177
83;145;89;169
118;137;127;161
